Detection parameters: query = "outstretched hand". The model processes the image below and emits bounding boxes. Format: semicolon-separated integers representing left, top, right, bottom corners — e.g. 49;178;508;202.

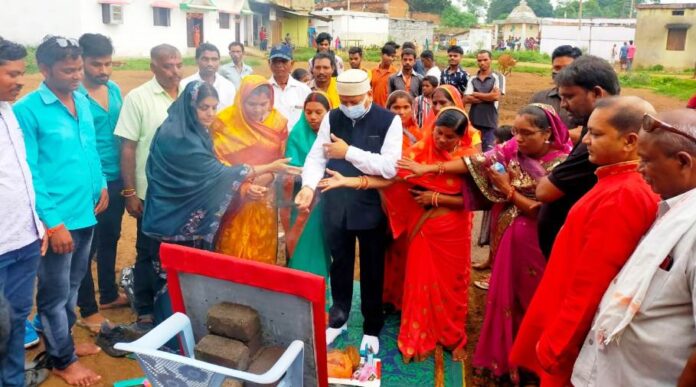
397;158;430;179
294;186;315;212
317;169;350;192
267;157;302;175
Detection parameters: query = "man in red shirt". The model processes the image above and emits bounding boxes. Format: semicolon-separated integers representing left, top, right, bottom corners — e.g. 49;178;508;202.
370;43;397;107
510;96;661;386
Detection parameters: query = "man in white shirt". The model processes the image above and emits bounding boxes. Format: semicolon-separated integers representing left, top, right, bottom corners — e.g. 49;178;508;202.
218;41;253;89
295;70;402;355
421;50;441;80
0;37;46;387
267;44;310;131
180;43;236;110
572;109;696;387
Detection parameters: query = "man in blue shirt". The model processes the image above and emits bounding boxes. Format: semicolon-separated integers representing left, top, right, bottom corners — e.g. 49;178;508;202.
440;45;469;95
75;33;128;335
14;36;106;387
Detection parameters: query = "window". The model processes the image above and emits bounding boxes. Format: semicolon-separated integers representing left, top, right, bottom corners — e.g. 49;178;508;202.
102;4;124;24
219;12;230;29
666;27;687;51
153;7;171;27
672;10;685;16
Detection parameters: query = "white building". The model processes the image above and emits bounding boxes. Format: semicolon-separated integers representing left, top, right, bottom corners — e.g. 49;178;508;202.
310;9;389;47
539;18;636;61
0;0;255;57
453;28;494;53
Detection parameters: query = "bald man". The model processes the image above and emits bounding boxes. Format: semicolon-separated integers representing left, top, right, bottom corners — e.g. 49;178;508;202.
511;97;661;386
114;44;182;333
573;109;696;387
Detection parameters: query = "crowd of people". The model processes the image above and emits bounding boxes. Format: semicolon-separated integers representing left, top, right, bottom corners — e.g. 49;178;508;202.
0;29;695;387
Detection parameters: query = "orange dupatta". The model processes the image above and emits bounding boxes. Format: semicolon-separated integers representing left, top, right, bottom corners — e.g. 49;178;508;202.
211;75;288;263
422;85;481;149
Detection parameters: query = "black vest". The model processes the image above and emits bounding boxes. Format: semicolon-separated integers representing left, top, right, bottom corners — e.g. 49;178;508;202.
323;105;395;230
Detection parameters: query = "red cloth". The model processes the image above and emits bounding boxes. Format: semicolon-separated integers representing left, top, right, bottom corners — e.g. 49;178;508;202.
509;162;659;386
371;64;397;107
687;94;696;109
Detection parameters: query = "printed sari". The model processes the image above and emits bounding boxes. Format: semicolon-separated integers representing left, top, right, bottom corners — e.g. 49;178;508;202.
383;107;479;363
211;75;288;264
470;105;572;385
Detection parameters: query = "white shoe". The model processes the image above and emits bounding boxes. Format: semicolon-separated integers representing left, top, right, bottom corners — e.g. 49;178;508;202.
326;323;347;345
360;334;380;355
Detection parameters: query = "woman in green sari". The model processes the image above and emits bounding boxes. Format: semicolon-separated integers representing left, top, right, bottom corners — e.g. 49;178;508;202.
282;92;332;277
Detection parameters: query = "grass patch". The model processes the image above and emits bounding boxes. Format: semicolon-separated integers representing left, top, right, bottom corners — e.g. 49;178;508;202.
620;72;696;100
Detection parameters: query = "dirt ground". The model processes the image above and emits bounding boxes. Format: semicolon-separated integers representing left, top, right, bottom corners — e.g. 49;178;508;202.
20;62;685;386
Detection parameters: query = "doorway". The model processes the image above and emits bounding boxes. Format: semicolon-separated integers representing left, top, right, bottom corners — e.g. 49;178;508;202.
187;13;204;48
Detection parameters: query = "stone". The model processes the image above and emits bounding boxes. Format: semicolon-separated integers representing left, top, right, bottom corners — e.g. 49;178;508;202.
245;346;286;387
208;303;261;343
222;379;243;387
246;331;263;358
194;334;250;371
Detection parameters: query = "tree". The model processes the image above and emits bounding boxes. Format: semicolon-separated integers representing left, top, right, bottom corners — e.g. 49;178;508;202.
487;0;553;21
553;0;654;18
441;5;478;28
407;0;451;13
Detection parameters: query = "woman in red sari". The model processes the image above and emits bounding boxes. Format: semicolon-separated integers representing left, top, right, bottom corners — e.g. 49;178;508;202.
319;107;478;362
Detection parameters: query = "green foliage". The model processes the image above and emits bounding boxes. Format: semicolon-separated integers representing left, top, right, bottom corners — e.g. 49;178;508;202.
407;0;451;13
554;0;652;18
442;5;478;28
649;64;664;71
488;0;553;21
620;73;696;101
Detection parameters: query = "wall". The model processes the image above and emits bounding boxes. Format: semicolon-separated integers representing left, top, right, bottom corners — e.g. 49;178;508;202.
387;0;410;18
388;19;434;48
409;11;440;24
280;13;309;48
0;0;86;46
311;12;389;46
634;8;696;70
540;24;635;61
501;23;538;40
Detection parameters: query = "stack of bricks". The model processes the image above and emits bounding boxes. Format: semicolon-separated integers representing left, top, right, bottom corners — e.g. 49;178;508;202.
194;302;285;387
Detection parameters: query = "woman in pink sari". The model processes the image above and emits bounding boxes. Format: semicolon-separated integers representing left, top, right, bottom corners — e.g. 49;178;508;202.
401;103;571;385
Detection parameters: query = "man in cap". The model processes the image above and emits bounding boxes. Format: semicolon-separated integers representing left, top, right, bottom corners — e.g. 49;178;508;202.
267;44;310;130
295;69;403;354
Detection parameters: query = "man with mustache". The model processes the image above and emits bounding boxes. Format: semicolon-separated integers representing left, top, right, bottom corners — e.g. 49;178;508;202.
75;33;128;336
14;35;107;387
180;42;236;110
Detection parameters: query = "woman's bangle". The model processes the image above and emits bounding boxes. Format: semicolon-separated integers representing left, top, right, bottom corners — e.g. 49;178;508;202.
506;186;515;201
437;162;445;175
358;176;369;190
120;188;136;198
431;192;440;207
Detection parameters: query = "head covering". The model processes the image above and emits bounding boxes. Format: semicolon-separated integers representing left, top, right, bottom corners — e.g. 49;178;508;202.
143;81;250;244
688;94;696;109
336;69;370;96
269;44;293;61
421;84;467;136
528;103;573;153
211;75;288;165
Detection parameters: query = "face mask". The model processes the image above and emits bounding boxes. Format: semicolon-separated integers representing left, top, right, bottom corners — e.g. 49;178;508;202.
339;96;368;120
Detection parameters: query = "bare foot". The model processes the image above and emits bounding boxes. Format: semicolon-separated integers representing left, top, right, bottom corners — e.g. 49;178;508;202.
53;361;102;386
78;313;113;334
75;342;101;357
472;259;491;270
99;293;129;310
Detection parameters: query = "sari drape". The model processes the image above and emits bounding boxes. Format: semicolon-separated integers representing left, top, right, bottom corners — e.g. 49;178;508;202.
143;81;250;246
421;84;481;148
382;117;479;362
470;106;572;384
211;75;288;264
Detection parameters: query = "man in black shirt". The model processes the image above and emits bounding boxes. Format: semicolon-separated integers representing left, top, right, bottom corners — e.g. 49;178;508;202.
536;55;621;258
440;45;469;95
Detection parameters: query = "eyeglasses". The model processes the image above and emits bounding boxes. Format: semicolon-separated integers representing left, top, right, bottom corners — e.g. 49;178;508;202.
511;127;542;137
42;35;78;48
642;113;696;145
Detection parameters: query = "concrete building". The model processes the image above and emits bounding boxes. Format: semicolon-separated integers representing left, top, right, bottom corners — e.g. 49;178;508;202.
250;0;318;48
634;3;696;70
310;9;390;47
493;0;540;45
388;18;435;49
539;18;635;62
314;0;410;18
0;0;255;57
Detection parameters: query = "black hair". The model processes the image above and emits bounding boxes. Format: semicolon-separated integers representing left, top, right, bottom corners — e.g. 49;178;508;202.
385;41;400;49
435;109;469;136
420;50;434;60
447;45;464;55
381;44;397;56
555;55;620;96
477;49;492;59
518;105;551;132
386;90;414;108
36;36;82;67
402;41;416;50
348;46;363;56
249;84;272;99
79;33;113;58
551;45;582;61
629;40;633;44
195;42;220;60
228;41;244;52
401;48;416;59
291;68;309;82
312;51;335;69
422;75;439;87
594;96;650;134
0;37;27;66
495;125;514;143
194;81;219;105
316;32;332;44
304;91;331;110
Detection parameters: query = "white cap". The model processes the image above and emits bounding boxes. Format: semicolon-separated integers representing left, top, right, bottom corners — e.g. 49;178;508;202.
336;69;371;96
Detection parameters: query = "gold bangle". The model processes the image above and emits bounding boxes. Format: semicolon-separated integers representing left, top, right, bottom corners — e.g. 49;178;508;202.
506;187;515;201
437;162;445;175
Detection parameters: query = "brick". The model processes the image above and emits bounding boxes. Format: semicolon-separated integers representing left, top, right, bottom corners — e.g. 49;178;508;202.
245;346;286;387
194;335;250;371
222;379;243;387
208;303;261;342
246;332;263;358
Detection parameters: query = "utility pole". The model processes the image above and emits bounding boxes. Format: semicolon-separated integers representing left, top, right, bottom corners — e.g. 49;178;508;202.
578;0;583;48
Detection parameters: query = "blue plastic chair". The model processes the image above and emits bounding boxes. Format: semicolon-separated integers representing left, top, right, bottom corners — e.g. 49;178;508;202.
115;312;305;387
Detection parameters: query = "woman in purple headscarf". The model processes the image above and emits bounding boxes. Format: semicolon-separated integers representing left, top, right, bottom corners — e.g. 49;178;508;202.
399;103;572;385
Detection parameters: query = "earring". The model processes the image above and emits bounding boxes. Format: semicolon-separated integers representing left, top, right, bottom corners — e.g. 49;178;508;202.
544;139;550;144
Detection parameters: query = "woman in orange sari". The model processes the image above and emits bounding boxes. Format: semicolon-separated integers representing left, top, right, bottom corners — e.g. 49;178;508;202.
211;75;289;264
319;107;478;362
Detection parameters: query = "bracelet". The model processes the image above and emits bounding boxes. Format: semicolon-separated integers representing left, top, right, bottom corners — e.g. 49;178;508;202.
506;186;515;201
430;192;440;207
47;224;65;238
437;162;445;175
357;176;369;190
120;188;137;198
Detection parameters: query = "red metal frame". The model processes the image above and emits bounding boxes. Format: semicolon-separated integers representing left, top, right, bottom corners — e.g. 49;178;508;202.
160;243;328;387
